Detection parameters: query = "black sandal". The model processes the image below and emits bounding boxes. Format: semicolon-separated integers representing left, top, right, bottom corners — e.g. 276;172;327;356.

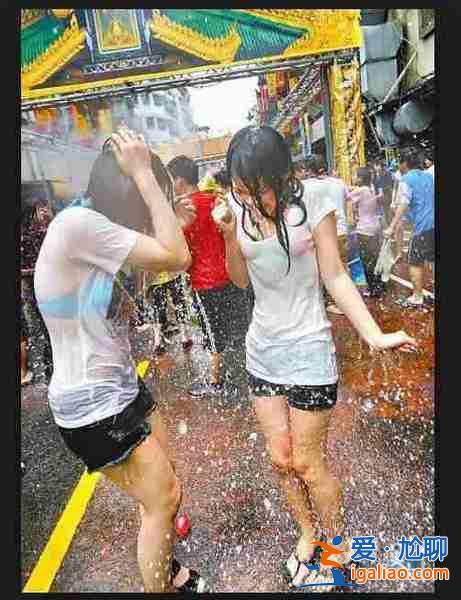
171;558;210;593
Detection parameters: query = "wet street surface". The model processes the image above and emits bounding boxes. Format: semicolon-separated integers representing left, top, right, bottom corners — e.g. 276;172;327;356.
21;281;434;593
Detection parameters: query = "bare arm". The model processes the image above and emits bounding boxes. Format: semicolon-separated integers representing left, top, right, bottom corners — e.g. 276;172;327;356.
385;204;408;235
225;235;249;289
214;206;249;289
384;180;410;236
111;130;191;273
314;213;416;350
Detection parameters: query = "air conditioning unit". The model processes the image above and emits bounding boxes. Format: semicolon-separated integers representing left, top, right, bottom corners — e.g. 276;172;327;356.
360;23;402;64
361;60;399;103
360;22;402;103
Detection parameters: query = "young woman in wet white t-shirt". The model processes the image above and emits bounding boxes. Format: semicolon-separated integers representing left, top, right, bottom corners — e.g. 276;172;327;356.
34;129;208;593
214;126;417;587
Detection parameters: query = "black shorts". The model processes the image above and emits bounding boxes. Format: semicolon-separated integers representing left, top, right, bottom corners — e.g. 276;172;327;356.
193;284;233;354
407;229;435;265
248;373;338;411
58;378;158;473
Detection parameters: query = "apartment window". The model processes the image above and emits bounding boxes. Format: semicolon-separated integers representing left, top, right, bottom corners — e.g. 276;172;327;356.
157;118;168;131
146;116;155;129
142;93;151;106
153;94;163;107
165;101;177;117
168;122;179;137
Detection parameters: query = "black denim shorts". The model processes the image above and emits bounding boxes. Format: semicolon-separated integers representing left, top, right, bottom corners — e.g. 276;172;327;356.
58;378;158;473
248;373;338;411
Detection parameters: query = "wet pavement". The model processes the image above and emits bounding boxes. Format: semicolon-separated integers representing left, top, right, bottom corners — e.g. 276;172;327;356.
21;280;435;593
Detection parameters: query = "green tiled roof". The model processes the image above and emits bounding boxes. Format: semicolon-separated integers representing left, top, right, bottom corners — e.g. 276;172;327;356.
21;14;67;70
160;9;307;61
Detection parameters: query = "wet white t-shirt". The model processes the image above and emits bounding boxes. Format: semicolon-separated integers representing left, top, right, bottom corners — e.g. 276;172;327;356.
34;206;140;428
323;176;349;237
229;182;338;386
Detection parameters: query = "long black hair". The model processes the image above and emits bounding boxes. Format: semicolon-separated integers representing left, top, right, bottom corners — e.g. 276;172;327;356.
226;126;306;273
87;139;174;234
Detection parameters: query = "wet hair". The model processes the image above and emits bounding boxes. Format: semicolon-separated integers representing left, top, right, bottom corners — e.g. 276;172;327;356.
87;141;173;233
356;167;372;187
305;153;327;176
400;151;421;170
167;155;199;186
214;168;231;189
226;125;306;274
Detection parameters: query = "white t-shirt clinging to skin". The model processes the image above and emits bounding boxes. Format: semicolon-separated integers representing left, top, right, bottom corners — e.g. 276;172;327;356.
229;182;338;386
34;206;141;428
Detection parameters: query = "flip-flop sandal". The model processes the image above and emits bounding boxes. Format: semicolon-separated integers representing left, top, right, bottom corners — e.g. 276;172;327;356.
171;558;211;593
394;297;424;309
283;545;323;588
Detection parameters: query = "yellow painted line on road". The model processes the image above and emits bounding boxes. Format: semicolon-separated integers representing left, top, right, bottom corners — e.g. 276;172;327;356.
23;360;150;593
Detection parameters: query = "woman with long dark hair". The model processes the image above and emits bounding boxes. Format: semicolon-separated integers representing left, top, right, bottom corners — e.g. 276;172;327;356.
34;128;208;593
214;126;417;587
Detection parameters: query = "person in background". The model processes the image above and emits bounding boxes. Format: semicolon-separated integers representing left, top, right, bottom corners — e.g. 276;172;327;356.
293;157;307;181
348;167;385;298
423;155;434;179
384;152;434;308
214;168;231;194
374;160;394;227
304;154;350;315
146;271;193;354
389;162;405;261
167;155;237;398
21;196;53;382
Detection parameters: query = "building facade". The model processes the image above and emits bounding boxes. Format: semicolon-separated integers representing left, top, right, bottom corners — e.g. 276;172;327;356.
361;9;435;160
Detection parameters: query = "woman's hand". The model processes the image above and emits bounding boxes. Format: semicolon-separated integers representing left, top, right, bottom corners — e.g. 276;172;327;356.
370;330;418;352
110;127;152;179
174;194;196;228
214;199;237;241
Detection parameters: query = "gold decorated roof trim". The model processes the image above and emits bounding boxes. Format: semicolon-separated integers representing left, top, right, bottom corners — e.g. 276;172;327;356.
283;10;362;57
239;9;361;32
151;14;241;63
21;18;86;91
21;9;47;29
51;9;74;19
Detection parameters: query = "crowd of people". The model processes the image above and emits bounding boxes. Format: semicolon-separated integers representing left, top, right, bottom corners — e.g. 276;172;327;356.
21;123;434;592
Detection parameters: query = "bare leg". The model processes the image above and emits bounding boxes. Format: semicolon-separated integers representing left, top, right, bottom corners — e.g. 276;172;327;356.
210;352;222;384
253;395;317;559
21;339;28;379
290;407;343;542
101;411;180;593
408;263;424;301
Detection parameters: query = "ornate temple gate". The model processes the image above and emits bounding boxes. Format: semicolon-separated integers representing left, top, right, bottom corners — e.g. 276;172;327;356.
21;9;365;184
